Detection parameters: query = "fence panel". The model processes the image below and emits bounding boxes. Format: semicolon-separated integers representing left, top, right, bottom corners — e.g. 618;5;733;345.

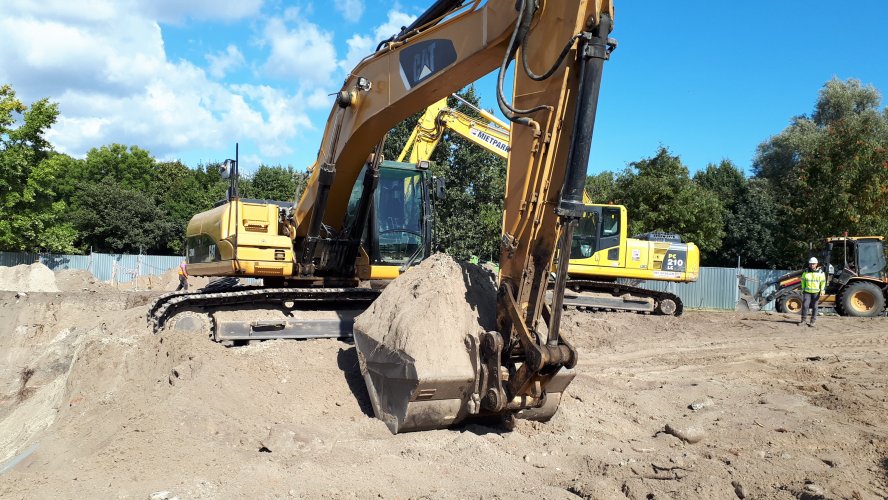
0;251;184;284
618;266;793;311
2;251;794;310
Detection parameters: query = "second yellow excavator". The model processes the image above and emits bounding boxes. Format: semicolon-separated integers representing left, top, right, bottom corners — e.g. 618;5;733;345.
399;95;700;315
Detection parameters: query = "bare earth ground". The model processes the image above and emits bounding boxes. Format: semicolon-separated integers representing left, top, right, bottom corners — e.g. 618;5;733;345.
0;286;886;498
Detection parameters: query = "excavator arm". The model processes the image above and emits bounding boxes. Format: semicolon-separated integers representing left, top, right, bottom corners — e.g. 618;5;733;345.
398;95;511;163
297;0;615;432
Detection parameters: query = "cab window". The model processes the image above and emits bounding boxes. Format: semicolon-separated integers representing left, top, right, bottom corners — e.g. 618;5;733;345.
601;207;620;237
570;216;597;259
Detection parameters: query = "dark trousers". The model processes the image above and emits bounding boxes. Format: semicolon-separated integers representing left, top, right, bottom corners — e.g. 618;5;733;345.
801;292;819;323
176;275;189;291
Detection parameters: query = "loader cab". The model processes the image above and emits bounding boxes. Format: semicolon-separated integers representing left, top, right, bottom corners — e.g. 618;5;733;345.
823;237;887;280
345;161;433;279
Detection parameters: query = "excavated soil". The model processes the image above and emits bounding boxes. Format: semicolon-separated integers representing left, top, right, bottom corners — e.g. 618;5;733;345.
0;263;58;293
0;264;887;499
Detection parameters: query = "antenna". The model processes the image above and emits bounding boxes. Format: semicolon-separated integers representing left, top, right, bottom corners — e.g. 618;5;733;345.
221;143;239;200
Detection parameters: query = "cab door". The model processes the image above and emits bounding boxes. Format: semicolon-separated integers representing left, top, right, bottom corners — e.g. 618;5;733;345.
597;206;625;268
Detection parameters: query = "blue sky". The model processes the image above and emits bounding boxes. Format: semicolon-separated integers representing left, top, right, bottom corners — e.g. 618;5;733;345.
2;1;886;176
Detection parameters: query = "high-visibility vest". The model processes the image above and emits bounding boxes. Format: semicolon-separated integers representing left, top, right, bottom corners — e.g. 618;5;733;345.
800;269;826;294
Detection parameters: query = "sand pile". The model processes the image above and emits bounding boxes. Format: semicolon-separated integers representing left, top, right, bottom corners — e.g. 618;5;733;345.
117;268;210;291
2;284;888;497
54;269;109;292
353;253;497;433
0;263;58;293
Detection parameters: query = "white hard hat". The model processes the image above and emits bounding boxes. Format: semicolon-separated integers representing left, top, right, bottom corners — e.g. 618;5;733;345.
808;257;818;264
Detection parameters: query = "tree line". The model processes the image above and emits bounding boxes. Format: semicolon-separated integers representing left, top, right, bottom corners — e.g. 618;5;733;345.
0;84;308;254
1;79;886;269
584;78;888;268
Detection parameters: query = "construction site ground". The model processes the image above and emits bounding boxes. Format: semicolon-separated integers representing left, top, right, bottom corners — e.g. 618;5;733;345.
1;264;887;499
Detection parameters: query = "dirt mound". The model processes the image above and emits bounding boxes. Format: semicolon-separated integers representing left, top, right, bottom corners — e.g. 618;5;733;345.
355;253;496;352
2;280;888;498
353;253;496;432
117;268;209;291
54;269;110;292
0;263;58;293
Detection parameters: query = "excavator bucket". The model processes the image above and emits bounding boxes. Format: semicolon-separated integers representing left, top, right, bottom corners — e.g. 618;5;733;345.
352;255;575;433
355;326;576;433
353;329;479;433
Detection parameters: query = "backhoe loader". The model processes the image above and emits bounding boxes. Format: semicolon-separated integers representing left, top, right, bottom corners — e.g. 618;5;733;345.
399;95;700;315
739;236;888;317
150;0;617;432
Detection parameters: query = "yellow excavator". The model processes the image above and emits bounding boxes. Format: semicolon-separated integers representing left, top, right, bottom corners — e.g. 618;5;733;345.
150;0;616;432
399;96;700;315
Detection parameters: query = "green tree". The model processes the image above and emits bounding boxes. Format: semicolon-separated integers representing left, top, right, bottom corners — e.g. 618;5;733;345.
695;161;781;267
72;179;175;253
694;160;745;210
433;87;506;261
754;78;888;266
615;147;725;256
239;165;309;202
584;171;616;203
148;160;225;253
80;144;156;191
726;178;781;268
0;84;77;252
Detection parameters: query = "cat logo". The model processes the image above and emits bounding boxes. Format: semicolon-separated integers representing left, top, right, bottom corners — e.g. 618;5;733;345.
399;39;457;90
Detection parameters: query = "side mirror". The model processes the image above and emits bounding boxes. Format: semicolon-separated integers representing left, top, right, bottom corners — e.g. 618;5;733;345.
432;176;446;200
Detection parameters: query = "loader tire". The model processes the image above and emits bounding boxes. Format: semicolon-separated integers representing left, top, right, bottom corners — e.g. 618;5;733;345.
777;291;803;315
839;282;885;317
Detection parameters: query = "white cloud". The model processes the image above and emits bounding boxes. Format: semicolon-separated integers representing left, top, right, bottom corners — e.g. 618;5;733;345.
341;34;374;76
206;45;245;79
5;0;264;25
137;0;264;23
339;9;417;75
307;89;333;109
373;9;417;42
334;0;365;23
0;0;310;162
260;12;338;85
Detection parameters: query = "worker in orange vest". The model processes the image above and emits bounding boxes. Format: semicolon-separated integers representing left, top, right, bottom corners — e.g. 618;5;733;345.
176;260;189;291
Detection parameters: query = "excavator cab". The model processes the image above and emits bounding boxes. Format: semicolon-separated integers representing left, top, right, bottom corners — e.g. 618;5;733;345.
567;204;699;283
346;161;435;281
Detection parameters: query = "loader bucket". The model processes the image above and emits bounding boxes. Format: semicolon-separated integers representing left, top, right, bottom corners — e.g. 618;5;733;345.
352;328;479;434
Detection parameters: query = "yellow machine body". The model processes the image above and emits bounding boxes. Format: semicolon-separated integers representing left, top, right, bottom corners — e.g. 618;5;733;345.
567;205;700;283
185;200;294;278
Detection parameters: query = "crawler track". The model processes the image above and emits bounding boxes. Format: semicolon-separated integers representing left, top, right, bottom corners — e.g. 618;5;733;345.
148;284;381;333
563;280;684;316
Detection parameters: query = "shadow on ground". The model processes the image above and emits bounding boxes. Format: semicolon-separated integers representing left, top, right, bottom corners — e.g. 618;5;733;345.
336;346;374;417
